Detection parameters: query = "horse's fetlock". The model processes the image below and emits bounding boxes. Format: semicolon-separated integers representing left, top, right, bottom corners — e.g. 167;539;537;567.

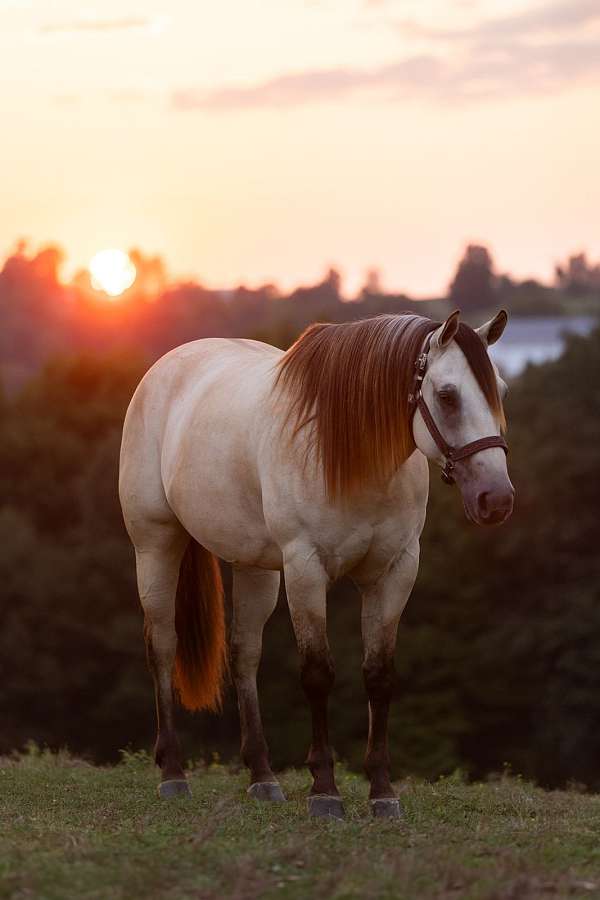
154;730;182;770
241;736;267;764
308;748;334;773
154;737;167;768
365;748;390;777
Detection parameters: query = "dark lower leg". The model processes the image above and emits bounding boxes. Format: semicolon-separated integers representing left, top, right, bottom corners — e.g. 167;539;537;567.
230;568;280;788
284;556;337;800
301;648;338;796
363;655;396;800
146;622;185;782
232;662;276;784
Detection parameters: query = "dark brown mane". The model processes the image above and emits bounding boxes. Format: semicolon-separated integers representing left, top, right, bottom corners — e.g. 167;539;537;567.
275;314;504;500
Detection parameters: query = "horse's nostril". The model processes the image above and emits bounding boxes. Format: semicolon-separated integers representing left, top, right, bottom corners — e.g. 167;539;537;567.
477;491;490;518
475;487;514;523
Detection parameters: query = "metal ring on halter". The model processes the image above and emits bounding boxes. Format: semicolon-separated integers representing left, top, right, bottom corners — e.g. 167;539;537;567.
441;457;455;485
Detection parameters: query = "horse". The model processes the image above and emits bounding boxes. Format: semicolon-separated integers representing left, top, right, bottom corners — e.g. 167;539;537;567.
119;309;514;818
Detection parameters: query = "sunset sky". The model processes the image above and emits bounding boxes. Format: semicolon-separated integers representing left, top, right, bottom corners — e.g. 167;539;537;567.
1;0;599;295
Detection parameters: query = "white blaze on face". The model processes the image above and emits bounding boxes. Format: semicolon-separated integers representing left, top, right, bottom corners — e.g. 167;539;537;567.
89;249;136;297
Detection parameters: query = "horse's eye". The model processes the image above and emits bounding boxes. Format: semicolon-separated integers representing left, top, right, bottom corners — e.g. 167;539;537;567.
437;388;458;408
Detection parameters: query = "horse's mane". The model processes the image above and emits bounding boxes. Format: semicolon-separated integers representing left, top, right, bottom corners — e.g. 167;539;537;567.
274;314;505;500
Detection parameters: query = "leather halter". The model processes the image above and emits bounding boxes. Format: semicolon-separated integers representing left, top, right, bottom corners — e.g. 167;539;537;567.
408;334;508;485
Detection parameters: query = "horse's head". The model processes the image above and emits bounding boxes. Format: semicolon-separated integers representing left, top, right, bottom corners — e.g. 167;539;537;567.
412;309;514;526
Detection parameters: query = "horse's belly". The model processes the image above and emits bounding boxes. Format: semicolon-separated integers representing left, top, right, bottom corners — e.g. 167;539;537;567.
179;502;283;570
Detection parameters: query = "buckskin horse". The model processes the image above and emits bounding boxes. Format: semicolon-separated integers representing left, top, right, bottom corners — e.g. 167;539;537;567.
119;309;513;818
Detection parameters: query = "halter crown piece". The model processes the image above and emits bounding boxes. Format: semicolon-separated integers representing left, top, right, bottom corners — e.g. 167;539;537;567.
408;334;508;485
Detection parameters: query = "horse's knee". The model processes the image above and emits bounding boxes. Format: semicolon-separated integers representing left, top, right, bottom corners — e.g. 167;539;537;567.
363;656;396;701
142;596;175;631
230;640;262;681
301;651;335;699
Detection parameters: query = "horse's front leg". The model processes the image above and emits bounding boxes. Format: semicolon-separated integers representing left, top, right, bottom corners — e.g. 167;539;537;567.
284;549;344;819
359;542;420;818
231;566;285;802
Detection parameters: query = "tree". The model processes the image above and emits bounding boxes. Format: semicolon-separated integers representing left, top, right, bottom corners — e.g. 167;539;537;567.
555;252;600;294
359;268;383;301
449;244;496;312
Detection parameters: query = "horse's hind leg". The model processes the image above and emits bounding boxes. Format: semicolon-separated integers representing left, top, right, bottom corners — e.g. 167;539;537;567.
135;525;190;798
359;545;419;818
284;549;343;819
231;567;285;802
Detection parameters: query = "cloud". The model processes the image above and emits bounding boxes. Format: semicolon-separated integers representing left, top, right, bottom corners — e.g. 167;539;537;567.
38;15;168;36
493;0;600;34
453;38;600;96
172;38;600;111
172;57;444;110
396;0;600;41
171;0;600;112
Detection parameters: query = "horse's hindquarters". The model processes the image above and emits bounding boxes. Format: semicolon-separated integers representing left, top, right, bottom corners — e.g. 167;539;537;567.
122;338;284;570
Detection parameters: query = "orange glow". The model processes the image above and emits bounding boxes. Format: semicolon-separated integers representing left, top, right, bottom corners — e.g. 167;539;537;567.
3;3;600;296
89;249;136;297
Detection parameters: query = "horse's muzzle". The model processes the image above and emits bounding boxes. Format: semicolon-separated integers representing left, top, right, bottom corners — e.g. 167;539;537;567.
457;465;514;526
471;485;514;526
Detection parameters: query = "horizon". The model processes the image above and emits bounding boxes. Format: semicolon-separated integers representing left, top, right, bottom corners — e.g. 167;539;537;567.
2;235;595;300
2;0;599;295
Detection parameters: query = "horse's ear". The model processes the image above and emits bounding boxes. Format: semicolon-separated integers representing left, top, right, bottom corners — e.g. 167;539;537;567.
476;309;508;346
431;309;460;350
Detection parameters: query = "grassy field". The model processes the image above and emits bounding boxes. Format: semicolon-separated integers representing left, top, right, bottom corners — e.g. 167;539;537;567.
3;748;600;899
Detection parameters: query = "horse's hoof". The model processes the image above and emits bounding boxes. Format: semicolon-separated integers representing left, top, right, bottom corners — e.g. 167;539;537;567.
247;781;287;802
371;798;403;819
308;795;345;820
158;779;192;799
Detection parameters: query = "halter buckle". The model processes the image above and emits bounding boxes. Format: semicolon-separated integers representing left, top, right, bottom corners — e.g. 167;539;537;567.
416;352;428;373
441;459;455;485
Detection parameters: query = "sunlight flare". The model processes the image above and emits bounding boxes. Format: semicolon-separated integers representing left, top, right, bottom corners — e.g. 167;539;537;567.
89;249;136;297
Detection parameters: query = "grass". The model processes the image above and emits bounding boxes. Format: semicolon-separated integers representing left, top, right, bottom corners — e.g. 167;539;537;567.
2;748;600;899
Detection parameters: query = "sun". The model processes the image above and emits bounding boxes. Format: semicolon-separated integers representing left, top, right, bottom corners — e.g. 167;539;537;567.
89;249;136;297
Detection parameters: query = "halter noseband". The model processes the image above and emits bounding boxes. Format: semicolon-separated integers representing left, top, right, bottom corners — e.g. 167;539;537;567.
408;333;508;485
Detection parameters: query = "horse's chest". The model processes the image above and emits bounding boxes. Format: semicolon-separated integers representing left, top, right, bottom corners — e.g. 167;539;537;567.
311;512;417;582
316;524;374;581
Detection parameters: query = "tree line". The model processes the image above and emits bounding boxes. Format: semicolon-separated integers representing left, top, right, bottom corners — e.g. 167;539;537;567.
1;240;598;393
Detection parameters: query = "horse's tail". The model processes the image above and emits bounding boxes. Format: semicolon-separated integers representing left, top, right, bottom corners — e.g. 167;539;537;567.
173;539;227;712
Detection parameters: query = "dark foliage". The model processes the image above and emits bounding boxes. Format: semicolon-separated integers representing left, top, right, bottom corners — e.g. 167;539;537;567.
1;326;599;787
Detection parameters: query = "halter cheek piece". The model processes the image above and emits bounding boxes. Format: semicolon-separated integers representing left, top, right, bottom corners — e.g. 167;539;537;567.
408;334;508;485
